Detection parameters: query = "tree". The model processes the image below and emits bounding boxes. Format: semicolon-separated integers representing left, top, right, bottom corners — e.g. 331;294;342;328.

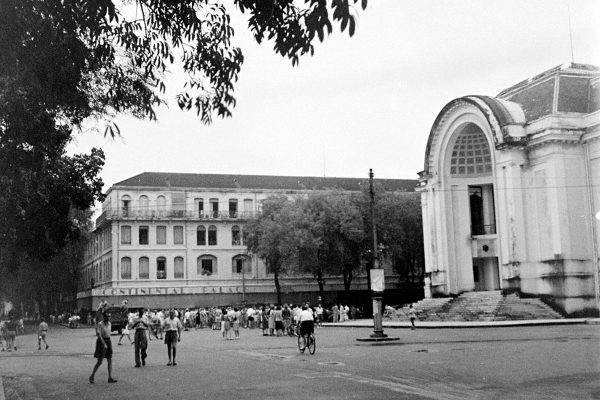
245;195;295;304
375;192;424;285
0;0;368;303
295;193;364;301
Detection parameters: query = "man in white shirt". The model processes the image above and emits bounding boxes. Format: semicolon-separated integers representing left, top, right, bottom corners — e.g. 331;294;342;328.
297;305;314;338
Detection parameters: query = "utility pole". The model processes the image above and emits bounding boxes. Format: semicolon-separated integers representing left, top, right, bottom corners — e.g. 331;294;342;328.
357;169;397;342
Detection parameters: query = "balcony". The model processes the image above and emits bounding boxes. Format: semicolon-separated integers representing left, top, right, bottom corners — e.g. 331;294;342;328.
95;208;259;223
470;223;496;236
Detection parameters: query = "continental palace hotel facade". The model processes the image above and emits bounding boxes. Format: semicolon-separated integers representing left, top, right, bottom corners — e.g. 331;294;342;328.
76;173;415;310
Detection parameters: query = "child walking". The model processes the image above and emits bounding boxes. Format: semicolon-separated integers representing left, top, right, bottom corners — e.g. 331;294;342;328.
408;304;417;330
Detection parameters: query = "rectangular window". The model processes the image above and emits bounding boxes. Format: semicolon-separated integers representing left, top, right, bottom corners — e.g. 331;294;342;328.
197;199;204;217
229;199;238;218
139;226;149;245
173;226;184;245
174;257;184;279
121;226;131;244
139;257;149;279
156;226;167;244
210;199;219;218
243;199;253;217
172;192;186;210
157;258;166;279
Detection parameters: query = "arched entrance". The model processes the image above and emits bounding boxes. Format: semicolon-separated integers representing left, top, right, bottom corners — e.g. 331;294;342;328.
448;123;500;291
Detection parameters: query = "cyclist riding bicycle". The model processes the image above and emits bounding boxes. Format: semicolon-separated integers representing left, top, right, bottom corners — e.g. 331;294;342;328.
297;305;314;346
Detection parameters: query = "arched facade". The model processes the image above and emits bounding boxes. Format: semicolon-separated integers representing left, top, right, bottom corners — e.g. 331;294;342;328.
418;64;600;315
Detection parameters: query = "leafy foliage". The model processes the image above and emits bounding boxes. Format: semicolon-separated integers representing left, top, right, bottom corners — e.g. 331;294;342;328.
0;0;368;306
245;186;424;303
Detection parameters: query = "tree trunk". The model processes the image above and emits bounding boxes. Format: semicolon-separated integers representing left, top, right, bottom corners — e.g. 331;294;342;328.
273;269;282;305
342;267;353;293
343;270;350;293
316;269;325;304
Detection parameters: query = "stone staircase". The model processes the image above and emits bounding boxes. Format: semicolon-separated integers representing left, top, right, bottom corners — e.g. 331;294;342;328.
406;290;563;322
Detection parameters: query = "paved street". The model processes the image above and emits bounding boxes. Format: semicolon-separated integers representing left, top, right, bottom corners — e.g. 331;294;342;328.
1;323;599;400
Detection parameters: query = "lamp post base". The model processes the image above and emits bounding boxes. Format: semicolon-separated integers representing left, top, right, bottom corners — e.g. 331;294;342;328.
356;336;400;342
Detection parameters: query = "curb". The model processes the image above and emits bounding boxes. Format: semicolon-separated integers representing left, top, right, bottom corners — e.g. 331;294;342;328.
323;318;599;329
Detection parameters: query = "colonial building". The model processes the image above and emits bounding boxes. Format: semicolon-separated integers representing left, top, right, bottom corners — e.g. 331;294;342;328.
418;63;600;315
77;173;415;310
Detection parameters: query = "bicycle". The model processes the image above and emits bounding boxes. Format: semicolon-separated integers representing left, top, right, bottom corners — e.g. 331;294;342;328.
297;332;316;354
286;322;297;337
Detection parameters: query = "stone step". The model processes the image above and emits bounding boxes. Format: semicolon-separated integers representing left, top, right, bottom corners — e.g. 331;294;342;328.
398;291;564;322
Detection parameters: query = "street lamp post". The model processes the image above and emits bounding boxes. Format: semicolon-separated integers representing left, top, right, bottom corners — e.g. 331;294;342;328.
369;169;386;338
357;169;398;342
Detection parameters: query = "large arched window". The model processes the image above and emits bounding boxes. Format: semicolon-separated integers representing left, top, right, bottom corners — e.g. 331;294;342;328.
232;255;251;274
139;257;149;279
450;124;492;176
197;255;217;276
197;225;206;246
208;225;217;245
231;225;241;246
139;195;149;215
174;257;184;279
121;257;131;280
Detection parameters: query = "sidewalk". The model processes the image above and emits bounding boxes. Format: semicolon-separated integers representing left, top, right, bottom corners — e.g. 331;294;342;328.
324;317;600;329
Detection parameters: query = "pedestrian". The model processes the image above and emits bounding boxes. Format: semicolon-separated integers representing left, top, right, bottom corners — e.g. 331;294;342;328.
38;318;49;350
315;304;323;328
0;320;7;351
5;313;18;351
162;310;182;366
408;304;417;330
89;312;117;384
268;305;275;336
273;306;283;336
260;306;269;336
117;317;132;345
195;310;201;330
331;304;339;323
232;308;241;339
132;309;149;367
220;308;229;339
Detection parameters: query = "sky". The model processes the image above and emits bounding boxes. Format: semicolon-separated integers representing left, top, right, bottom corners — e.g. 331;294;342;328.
67;0;600;193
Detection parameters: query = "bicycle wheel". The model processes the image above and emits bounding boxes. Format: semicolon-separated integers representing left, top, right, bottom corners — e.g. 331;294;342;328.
307;334;316;354
298;335;306;353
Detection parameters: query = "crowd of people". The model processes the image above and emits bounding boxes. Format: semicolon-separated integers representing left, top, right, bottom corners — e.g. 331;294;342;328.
88;300;330;384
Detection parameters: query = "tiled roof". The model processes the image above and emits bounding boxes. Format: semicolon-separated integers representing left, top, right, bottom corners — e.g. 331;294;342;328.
113;172;416;192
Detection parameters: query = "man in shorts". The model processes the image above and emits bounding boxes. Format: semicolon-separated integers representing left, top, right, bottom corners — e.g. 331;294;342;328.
5;314;18;351
89;312;117;384
38;318;49;350
162;310;182;366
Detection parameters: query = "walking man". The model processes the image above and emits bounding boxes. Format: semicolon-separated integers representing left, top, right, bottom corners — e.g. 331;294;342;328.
162;310;182;366
89;312;117;384
132;309;149;367
38;318;49;350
